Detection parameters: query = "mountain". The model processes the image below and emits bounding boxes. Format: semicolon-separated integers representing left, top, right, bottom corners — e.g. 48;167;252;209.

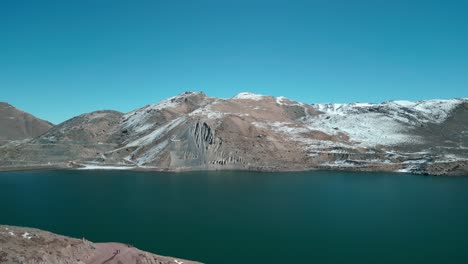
0;102;53;145
0;225;201;264
0;92;467;175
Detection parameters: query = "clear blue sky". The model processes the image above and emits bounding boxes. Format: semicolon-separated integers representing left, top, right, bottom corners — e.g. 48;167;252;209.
1;0;467;124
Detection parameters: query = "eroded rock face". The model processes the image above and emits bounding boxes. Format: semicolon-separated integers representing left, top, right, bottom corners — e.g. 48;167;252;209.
0;102;53;145
0;92;467;175
0;225;202;264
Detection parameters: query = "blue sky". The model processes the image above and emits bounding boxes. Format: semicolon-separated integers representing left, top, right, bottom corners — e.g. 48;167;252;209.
1;0;467;124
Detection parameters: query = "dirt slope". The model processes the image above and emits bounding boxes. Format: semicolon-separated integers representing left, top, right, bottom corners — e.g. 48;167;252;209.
0;102;53;145
0;225;202;264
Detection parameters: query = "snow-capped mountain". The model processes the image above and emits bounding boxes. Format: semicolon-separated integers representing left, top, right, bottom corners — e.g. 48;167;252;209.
1;92;467;175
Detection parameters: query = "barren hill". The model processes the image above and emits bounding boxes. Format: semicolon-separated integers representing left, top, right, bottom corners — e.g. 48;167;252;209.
0;102;53;145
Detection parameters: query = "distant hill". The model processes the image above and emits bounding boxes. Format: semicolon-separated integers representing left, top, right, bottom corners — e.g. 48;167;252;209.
0;92;467;175
0;102;53;144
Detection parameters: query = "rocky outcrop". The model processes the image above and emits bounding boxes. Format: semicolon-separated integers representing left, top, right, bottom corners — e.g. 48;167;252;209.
0;102;53;145
0;92;467;175
0;225;202;264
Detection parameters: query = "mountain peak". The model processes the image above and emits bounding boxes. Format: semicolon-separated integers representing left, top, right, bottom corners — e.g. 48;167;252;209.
0;102;12;107
0;102;53;144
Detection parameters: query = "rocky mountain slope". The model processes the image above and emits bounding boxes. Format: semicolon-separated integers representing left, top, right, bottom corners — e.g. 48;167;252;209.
0;92;467;175
0;102;53;145
0;225;201;264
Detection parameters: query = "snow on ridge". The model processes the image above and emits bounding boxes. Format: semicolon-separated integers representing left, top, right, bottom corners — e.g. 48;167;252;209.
122;92;204;133
123;92;203;116
253;121;309;135
232;92;267;101
305;100;433;146
190;108;225;119
252;121;352;154
312;102;374;113
312;103;345;113
189;100;225;119
121;99;178;132
303;111;421;147
125;95;178;117
390;100;415;107
388;98;463;122
312;98;465;124
275;96;306;107
276;96;288;105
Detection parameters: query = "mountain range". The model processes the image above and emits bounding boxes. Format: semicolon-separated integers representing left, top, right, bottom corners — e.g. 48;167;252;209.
1;92;467;175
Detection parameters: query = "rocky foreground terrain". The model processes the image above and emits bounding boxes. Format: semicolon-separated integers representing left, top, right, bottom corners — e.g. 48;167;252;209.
0;92;467;175
0;225;201;264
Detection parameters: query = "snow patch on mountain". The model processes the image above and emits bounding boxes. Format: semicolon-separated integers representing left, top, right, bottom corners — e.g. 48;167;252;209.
313;98;464;124
397;159;428;173
78;165;134;170
233;92;266;101
122;92;203;133
313;103;373;115
189;102;225;119
306;98;466;147
387;99;463;123
303;111;420;147
254;121;309;135
276;96;288;105
253;121;352;155
276;96;306;107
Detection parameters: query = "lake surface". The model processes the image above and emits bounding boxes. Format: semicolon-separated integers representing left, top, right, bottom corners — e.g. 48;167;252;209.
1;170;468;264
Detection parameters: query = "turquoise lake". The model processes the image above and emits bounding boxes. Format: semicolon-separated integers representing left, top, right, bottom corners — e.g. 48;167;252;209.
1;170;468;263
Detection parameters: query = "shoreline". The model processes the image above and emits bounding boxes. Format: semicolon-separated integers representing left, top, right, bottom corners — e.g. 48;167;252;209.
1;160;467;176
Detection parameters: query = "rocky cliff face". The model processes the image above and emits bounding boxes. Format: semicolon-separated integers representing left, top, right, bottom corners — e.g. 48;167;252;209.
1;92;467;175
0;102;53;145
0;225;201;264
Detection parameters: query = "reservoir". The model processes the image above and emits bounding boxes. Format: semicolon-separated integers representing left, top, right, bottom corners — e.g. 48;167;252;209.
1;170;468;264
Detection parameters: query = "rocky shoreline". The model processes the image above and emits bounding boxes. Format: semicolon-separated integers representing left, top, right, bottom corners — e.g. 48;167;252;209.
0;225;202;264
1;157;467;176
